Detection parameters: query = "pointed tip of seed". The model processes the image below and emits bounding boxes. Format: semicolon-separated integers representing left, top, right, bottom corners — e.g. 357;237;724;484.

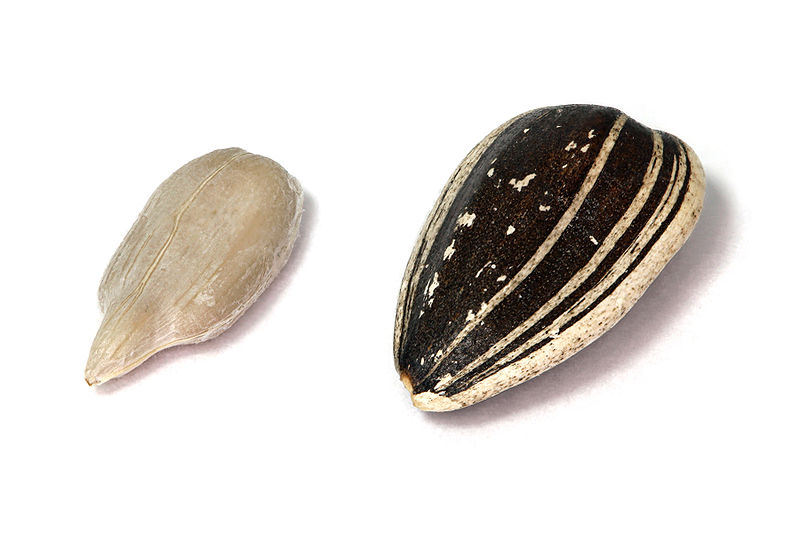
400;371;463;412
84;363;109;387
410;391;463;412
400;371;414;394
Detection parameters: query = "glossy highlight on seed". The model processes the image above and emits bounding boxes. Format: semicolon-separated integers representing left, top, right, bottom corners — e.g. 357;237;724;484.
394;105;704;411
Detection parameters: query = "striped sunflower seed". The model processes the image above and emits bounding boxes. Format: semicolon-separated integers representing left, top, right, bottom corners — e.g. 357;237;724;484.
86;148;303;385
395;105;704;411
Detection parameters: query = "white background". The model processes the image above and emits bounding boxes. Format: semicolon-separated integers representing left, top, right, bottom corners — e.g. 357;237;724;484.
1;1;797;531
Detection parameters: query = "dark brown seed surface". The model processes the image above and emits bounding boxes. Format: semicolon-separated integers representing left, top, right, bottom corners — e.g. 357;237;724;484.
394;105;704;411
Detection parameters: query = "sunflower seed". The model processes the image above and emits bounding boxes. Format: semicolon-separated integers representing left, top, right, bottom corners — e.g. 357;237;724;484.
86;148;303;385
395;105;704;411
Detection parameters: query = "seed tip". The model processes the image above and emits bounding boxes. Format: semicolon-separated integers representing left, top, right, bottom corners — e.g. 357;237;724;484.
410;391;463;412
400;372;463;411
400;371;414;394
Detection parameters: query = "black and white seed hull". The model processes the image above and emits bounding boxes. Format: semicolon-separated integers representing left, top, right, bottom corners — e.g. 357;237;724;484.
394;105;705;411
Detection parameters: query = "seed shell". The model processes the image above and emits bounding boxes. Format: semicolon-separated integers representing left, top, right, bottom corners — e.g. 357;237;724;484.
394;105;704;411
86;148;303;385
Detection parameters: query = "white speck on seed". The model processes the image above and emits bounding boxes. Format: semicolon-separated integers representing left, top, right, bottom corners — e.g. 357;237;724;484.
456;211;476;227
511;173;535;191
443;239;456;260
427;272;439;297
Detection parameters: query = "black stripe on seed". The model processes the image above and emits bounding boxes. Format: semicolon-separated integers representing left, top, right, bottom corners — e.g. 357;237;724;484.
398;106;620;387
448;134;692;395
396;108;551;360
420;117;654;391
446;124;677;392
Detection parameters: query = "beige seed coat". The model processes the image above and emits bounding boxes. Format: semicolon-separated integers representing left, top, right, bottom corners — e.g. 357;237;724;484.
86;148;303;385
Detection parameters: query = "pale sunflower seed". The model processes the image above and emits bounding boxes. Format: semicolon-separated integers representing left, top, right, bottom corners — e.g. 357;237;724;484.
86;148;303;385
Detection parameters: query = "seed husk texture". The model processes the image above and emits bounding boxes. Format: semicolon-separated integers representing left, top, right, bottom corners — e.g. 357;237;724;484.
86;148;303;385
394;105;705;411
